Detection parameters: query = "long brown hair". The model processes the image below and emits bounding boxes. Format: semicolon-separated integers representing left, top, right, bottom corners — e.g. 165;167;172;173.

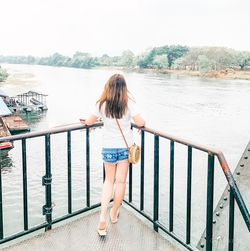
97;74;128;119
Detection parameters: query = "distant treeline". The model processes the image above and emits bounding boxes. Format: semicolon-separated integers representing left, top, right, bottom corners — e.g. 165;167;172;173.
0;65;8;82
1;45;250;73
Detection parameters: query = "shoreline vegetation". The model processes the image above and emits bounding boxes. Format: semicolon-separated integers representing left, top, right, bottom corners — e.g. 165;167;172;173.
1;44;250;81
96;66;250;80
0;66;8;82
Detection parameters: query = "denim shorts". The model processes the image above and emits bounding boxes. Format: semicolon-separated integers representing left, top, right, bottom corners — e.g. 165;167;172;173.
102;148;129;164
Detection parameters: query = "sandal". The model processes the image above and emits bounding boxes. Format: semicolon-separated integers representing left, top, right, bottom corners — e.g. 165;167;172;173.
97;221;107;236
110;208;120;224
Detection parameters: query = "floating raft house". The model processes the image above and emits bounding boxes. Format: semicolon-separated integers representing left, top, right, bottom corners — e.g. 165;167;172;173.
8;91;48;113
0;90;32;150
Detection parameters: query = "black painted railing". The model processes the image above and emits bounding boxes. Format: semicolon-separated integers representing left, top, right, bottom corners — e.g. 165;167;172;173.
126;124;250;251
0;123;102;244
0;122;249;251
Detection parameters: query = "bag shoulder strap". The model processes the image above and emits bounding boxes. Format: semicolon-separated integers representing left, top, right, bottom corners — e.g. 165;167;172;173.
115;119;129;149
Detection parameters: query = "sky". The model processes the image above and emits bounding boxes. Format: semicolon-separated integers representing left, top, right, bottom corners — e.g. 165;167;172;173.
0;0;250;57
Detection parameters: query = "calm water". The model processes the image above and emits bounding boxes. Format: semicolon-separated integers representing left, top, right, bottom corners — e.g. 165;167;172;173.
1;64;250;245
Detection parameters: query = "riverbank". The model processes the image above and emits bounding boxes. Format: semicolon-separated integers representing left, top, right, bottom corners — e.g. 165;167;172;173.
2;64;250;83
96;66;250;80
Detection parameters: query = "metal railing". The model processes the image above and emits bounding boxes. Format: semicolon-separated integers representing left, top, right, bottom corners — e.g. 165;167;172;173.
125;124;250;251
0;122;102;244
0;122;249;251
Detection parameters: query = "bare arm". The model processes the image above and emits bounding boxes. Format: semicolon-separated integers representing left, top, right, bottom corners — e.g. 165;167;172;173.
132;114;145;127
84;115;98;126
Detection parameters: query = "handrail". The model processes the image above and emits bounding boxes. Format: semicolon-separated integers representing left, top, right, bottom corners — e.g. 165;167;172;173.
0;122;103;142
132;124;250;232
0;122;250;247
1;122;249;231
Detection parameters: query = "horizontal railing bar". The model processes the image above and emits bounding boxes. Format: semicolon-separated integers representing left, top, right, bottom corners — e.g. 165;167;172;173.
1;122;221;155
132;124;250;231
0;122;103;142
1;121;249;232
132;124;221;155
123;200;195;251
0;203;101;245
52;202;101;225
0;223;48;244
216;153;250;231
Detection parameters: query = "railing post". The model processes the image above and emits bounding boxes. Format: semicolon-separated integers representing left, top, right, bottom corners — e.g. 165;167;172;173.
86;128;90;207
153;135;159;231
129;163;133;202
103;163;105;183
169;140;175;232
43;134;52;231
0;158;3;239
228;189;235;251
140;130;145;211
67;131;72;214
22;139;28;230
186;146;192;244
206;154;215;251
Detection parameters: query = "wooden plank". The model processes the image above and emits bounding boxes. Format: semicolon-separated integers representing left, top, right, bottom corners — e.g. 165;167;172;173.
2;116;30;132
0;117;13;150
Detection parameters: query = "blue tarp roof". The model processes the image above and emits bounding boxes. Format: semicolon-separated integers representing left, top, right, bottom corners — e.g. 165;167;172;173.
0;97;12;116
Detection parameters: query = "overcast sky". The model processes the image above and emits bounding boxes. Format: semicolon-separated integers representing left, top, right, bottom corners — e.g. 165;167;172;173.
0;0;249;57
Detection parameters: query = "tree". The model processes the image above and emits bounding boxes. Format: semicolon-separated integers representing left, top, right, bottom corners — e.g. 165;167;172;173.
0;66;8;82
152;55;168;69
70;52;97;68
166;45;189;68
136;52;152;68
234;51;250;70
98;54;113;66
119;50;135;67
178;47;202;70
197;55;212;72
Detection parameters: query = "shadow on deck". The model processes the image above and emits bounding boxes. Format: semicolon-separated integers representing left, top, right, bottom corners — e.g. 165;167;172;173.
1;205;180;251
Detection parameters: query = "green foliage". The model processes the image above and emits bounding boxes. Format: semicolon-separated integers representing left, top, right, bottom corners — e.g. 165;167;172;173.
166;45;189;68
98;54;113;66
234;51;250;70
70;52;97;68
152;55;168;69
136;45;188;69
0;66;8;82
0;45;249;74
136;52;152;68
197;55;211;72
119;50;135;67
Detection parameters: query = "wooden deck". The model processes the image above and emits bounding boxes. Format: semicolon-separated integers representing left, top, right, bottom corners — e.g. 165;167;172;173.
0;117;13;150
1;205;181;251
1;116;30;133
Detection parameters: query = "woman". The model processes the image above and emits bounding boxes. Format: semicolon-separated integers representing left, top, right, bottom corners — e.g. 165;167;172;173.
84;74;145;236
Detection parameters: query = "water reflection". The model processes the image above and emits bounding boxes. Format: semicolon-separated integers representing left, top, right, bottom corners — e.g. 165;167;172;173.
0;150;14;171
20;110;47;129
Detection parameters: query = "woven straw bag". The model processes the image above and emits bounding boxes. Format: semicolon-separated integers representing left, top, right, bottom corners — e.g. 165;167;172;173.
128;143;140;164
115;119;140;164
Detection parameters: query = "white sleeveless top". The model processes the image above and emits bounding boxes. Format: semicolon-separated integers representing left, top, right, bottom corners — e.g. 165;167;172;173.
92;101;139;148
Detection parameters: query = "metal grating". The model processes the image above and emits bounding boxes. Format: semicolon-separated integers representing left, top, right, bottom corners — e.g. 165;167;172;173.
1;206;180;251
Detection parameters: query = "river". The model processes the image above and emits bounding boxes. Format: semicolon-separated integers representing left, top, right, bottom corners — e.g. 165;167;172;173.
1;64;250;245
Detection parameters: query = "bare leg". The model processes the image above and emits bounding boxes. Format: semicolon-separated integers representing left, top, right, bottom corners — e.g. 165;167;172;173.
99;163;116;227
110;161;129;219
